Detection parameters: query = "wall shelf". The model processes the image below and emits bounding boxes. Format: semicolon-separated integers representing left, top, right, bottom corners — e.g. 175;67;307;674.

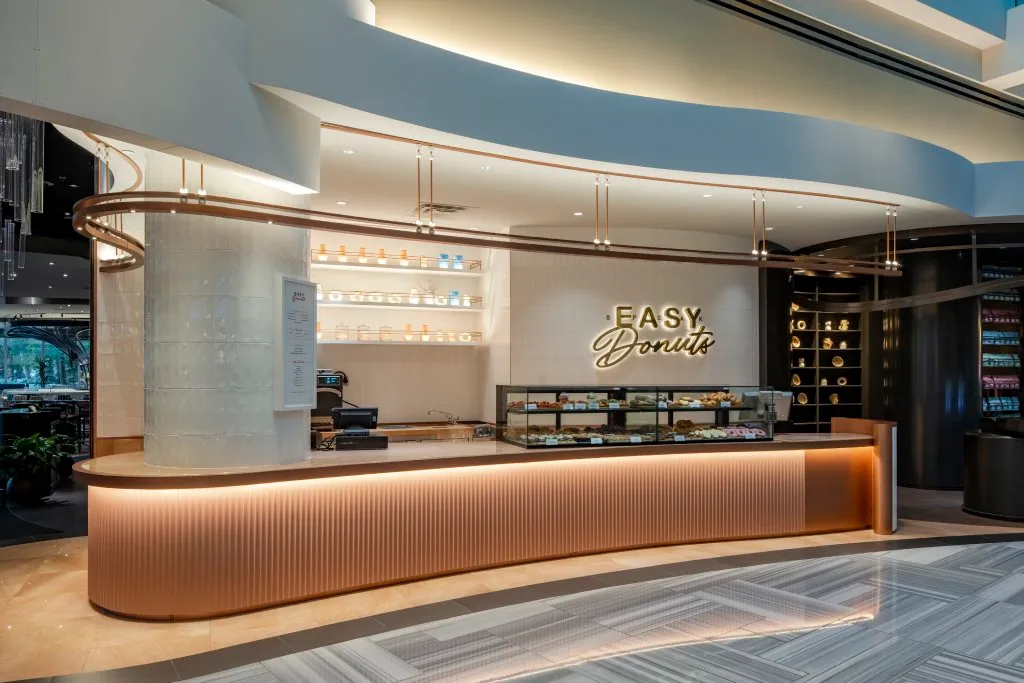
318;301;484;313
317;339;481;347
310;257;483;277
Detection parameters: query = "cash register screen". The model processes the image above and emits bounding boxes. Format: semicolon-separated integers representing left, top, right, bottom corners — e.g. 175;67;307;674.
332;407;378;430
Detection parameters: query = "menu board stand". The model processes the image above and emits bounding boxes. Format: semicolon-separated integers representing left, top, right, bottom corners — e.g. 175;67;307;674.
274;274;317;411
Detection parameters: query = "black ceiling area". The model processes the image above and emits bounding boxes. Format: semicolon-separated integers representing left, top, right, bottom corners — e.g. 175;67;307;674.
0;122;93;309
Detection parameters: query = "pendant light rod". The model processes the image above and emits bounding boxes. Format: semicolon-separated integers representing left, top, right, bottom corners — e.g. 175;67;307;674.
604;175;610;246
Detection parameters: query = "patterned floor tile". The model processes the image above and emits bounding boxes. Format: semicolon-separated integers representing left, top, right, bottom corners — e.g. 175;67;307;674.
797;636;938;683
183;663;281;683
371;628;551;682
978;573;1024;605
748;623;890;675
897;651;1024;683
747;556;886;601
833;581;951;633
694;581;855;636
896;596;1024;664
486;608;633;664
262;639;420;683
864;558;992;600
576;642;804;683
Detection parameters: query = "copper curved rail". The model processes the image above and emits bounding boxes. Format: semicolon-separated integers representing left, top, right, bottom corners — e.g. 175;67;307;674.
794;274;1024;312
80;133;145;272
74;191;900;276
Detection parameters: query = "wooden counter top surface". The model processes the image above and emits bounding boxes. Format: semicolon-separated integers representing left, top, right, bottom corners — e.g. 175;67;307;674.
74;433;875;489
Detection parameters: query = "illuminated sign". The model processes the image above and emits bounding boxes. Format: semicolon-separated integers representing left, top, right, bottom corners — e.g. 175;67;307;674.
592;305;715;369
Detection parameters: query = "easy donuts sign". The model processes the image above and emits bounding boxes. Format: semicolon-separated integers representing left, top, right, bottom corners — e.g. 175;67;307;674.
592;305;715;369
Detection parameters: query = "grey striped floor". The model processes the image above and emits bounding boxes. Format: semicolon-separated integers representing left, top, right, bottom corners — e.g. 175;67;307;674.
182;541;1024;683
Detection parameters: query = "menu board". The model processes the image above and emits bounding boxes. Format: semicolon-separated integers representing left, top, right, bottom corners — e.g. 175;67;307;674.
274;274;317;411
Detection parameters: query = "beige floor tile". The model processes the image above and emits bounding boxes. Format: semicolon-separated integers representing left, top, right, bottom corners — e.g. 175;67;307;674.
3;589;101;622
88;614;211;649
210;602;317;649
37;547;89;573
0;537;82;561
0;573;31;603
0;648;89;681
0;556;45;579
309;585;413;624
81;633;212;673
10;568;88;601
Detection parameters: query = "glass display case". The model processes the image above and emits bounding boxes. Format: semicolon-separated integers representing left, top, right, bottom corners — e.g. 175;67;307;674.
496;385;775;448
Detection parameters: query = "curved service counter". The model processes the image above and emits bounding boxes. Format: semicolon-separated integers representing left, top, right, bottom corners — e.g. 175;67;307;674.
75;419;895;620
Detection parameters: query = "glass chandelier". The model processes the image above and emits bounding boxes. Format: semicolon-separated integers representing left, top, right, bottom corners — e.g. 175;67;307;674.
0;111;45;292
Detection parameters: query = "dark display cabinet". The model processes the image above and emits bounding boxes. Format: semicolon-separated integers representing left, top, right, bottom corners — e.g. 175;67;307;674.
496;385;774;448
981;265;1022;419
788;273;865;433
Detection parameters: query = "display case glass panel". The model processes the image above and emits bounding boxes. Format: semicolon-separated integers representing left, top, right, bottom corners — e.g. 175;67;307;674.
496;386;774;448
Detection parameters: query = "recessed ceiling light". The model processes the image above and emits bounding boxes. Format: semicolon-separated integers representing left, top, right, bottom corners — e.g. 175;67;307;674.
62;273;68;278
480;165;491;171
342;149;355;155
68;183;78;188
336;201;347;206
816;253;825;257
703;193;713;198
796;205;804;209
766;226;774;231
910;237;919;241
48;262;53;266
573;212;583;216
48;286;52;289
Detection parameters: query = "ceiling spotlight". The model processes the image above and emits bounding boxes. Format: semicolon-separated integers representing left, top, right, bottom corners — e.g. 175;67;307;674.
69;183;78;189
336;201;347;206
48;262;53;266
910;237;919;241
62;273;68;278
342;149;355;155
796;205;804;209
703;193;713;198
766;226;774;231
574;212;583;216
48;286;52;289
480;165;491;171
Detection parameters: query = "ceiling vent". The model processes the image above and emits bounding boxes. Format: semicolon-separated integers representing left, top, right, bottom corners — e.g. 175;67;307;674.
413;202;472;216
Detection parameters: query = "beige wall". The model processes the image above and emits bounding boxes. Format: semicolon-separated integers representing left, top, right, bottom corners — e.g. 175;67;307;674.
508;227;759;388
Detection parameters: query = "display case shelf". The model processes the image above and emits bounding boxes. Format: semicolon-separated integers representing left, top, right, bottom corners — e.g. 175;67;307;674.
318;339;480;347
318;301;484;313
498;385;776;448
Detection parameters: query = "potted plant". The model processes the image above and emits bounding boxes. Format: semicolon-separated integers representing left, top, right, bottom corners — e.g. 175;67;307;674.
0;434;72;506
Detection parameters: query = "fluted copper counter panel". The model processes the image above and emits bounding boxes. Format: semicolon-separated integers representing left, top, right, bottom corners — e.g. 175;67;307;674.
86;448;838;619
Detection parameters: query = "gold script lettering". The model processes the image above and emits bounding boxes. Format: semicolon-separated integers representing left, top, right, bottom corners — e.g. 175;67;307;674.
593;323;716;368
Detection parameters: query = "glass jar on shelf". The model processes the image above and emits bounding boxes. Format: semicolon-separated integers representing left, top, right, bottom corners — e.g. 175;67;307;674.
403;324;413;341
409;288;420;305
338;245;348;262
357;247;368;264
337;324;349;341
380;325;393;342
421;324;431;342
376;248;387;265
357;324;371;342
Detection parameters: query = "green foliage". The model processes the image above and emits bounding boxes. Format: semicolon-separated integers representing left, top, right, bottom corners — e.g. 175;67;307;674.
0;433;75;478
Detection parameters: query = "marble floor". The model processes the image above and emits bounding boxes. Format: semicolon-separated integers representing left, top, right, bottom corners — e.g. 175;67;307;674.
180;540;1024;683
2;520;1024;682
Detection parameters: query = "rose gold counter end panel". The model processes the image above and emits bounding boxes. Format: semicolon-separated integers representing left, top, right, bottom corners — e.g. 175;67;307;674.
803;446;873;533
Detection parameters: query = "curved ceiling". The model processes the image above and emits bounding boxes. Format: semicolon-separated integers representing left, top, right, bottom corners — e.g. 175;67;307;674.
371;0;1024;163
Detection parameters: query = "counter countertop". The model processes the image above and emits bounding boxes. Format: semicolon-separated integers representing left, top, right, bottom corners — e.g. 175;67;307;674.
74;433;875;489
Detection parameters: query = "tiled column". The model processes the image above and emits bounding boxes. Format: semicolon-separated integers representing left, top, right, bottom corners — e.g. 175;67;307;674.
143;154;310;467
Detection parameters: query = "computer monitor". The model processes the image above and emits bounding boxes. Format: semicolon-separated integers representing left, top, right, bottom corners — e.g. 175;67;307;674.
332;407;378;431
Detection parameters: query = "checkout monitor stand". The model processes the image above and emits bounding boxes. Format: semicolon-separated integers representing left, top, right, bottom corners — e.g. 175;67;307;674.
332;407;389;451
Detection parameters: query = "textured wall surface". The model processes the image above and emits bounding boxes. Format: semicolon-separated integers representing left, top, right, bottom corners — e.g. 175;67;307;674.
143;154;310;467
